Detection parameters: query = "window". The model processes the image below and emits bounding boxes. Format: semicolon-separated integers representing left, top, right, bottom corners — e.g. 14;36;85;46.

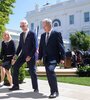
69;15;74;25
84;12;90;22
53;19;61;27
31;23;34;30
53;22;58;27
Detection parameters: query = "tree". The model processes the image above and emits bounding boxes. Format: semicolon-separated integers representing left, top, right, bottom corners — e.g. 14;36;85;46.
0;0;26;84
70;31;90;51
0;0;15;35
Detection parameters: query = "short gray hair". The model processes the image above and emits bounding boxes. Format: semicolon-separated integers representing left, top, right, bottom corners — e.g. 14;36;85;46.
20;19;28;25
42;18;52;26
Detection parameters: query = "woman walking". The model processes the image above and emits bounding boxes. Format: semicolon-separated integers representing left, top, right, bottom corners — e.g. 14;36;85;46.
0;31;15;87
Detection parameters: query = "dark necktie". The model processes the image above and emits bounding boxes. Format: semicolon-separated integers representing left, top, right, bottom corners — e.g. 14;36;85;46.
46;33;49;44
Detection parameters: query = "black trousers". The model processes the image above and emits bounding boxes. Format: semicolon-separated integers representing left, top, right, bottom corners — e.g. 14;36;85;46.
45;63;58;94
12;55;38;90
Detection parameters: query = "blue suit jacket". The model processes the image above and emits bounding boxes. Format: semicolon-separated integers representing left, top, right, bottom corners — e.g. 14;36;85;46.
38;31;65;64
16;31;37;59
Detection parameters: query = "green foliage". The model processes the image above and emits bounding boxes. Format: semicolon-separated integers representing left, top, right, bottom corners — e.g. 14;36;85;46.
18;63;26;83
0;63;26;85
0;0;15;34
70;31;90;50
77;66;90;77
77;66;88;72
38;77;90;86
11;63;27;83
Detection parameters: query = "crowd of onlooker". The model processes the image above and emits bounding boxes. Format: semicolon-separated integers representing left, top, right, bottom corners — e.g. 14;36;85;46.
65;49;90;68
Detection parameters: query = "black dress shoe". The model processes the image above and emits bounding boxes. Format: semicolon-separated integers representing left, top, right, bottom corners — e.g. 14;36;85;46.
49;92;59;98
9;86;19;91
34;89;39;92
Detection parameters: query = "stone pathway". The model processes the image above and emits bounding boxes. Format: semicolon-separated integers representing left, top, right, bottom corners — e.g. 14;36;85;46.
0;78;90;100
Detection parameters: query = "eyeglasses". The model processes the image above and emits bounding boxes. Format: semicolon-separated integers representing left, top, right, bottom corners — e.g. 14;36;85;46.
20;25;26;28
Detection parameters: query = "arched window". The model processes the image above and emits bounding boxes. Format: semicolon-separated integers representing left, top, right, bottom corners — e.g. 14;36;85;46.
53;19;61;27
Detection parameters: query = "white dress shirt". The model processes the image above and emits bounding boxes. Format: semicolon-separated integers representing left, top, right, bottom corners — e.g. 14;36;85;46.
23;28;29;42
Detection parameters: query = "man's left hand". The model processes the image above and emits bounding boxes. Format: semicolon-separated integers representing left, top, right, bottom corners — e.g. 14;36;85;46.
26;56;31;62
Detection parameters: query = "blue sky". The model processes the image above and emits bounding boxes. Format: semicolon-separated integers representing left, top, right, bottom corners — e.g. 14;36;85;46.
6;0;68;31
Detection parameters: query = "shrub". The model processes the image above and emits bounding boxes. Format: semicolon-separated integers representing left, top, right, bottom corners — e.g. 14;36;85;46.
87;67;90;77
70;31;90;50
2;63;26;85
18;63;26;83
77;66;90;77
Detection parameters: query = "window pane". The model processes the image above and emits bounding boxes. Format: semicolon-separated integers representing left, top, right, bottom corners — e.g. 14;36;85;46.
69;15;74;24
53;19;61;27
84;12;90;22
54;23;58;27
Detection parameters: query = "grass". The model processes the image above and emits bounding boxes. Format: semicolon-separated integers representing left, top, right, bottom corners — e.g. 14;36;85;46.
38;76;90;86
26;71;90;86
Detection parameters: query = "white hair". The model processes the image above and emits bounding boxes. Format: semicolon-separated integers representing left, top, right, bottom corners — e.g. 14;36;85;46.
20;19;28;25
42;18;52;26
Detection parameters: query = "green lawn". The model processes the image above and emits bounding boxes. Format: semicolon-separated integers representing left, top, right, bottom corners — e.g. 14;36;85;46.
38;77;90;86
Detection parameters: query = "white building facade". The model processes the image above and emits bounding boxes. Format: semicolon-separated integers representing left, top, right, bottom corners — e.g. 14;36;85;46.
7;29;20;48
25;0;90;51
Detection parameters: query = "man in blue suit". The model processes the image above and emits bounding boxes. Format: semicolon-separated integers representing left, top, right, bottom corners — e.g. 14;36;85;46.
38;18;65;98
10;19;38;92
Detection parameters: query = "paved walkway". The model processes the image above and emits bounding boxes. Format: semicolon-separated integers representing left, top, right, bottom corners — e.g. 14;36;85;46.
0;78;90;100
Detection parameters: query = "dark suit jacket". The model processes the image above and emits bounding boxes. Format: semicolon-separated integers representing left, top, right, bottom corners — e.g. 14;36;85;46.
38;31;65;65
16;31;37;59
0;40;16;61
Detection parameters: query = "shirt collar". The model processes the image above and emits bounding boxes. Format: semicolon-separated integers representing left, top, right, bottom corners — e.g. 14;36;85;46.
26;28;29;34
23;28;29;37
46;28;53;36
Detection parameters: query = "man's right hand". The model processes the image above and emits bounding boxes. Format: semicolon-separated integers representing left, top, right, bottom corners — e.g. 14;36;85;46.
13;54;17;60
11;59;16;65
11;55;17;65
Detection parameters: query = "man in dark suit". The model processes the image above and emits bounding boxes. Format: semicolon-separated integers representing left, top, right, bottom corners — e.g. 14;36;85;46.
38;18;65;98
10;19;38;92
